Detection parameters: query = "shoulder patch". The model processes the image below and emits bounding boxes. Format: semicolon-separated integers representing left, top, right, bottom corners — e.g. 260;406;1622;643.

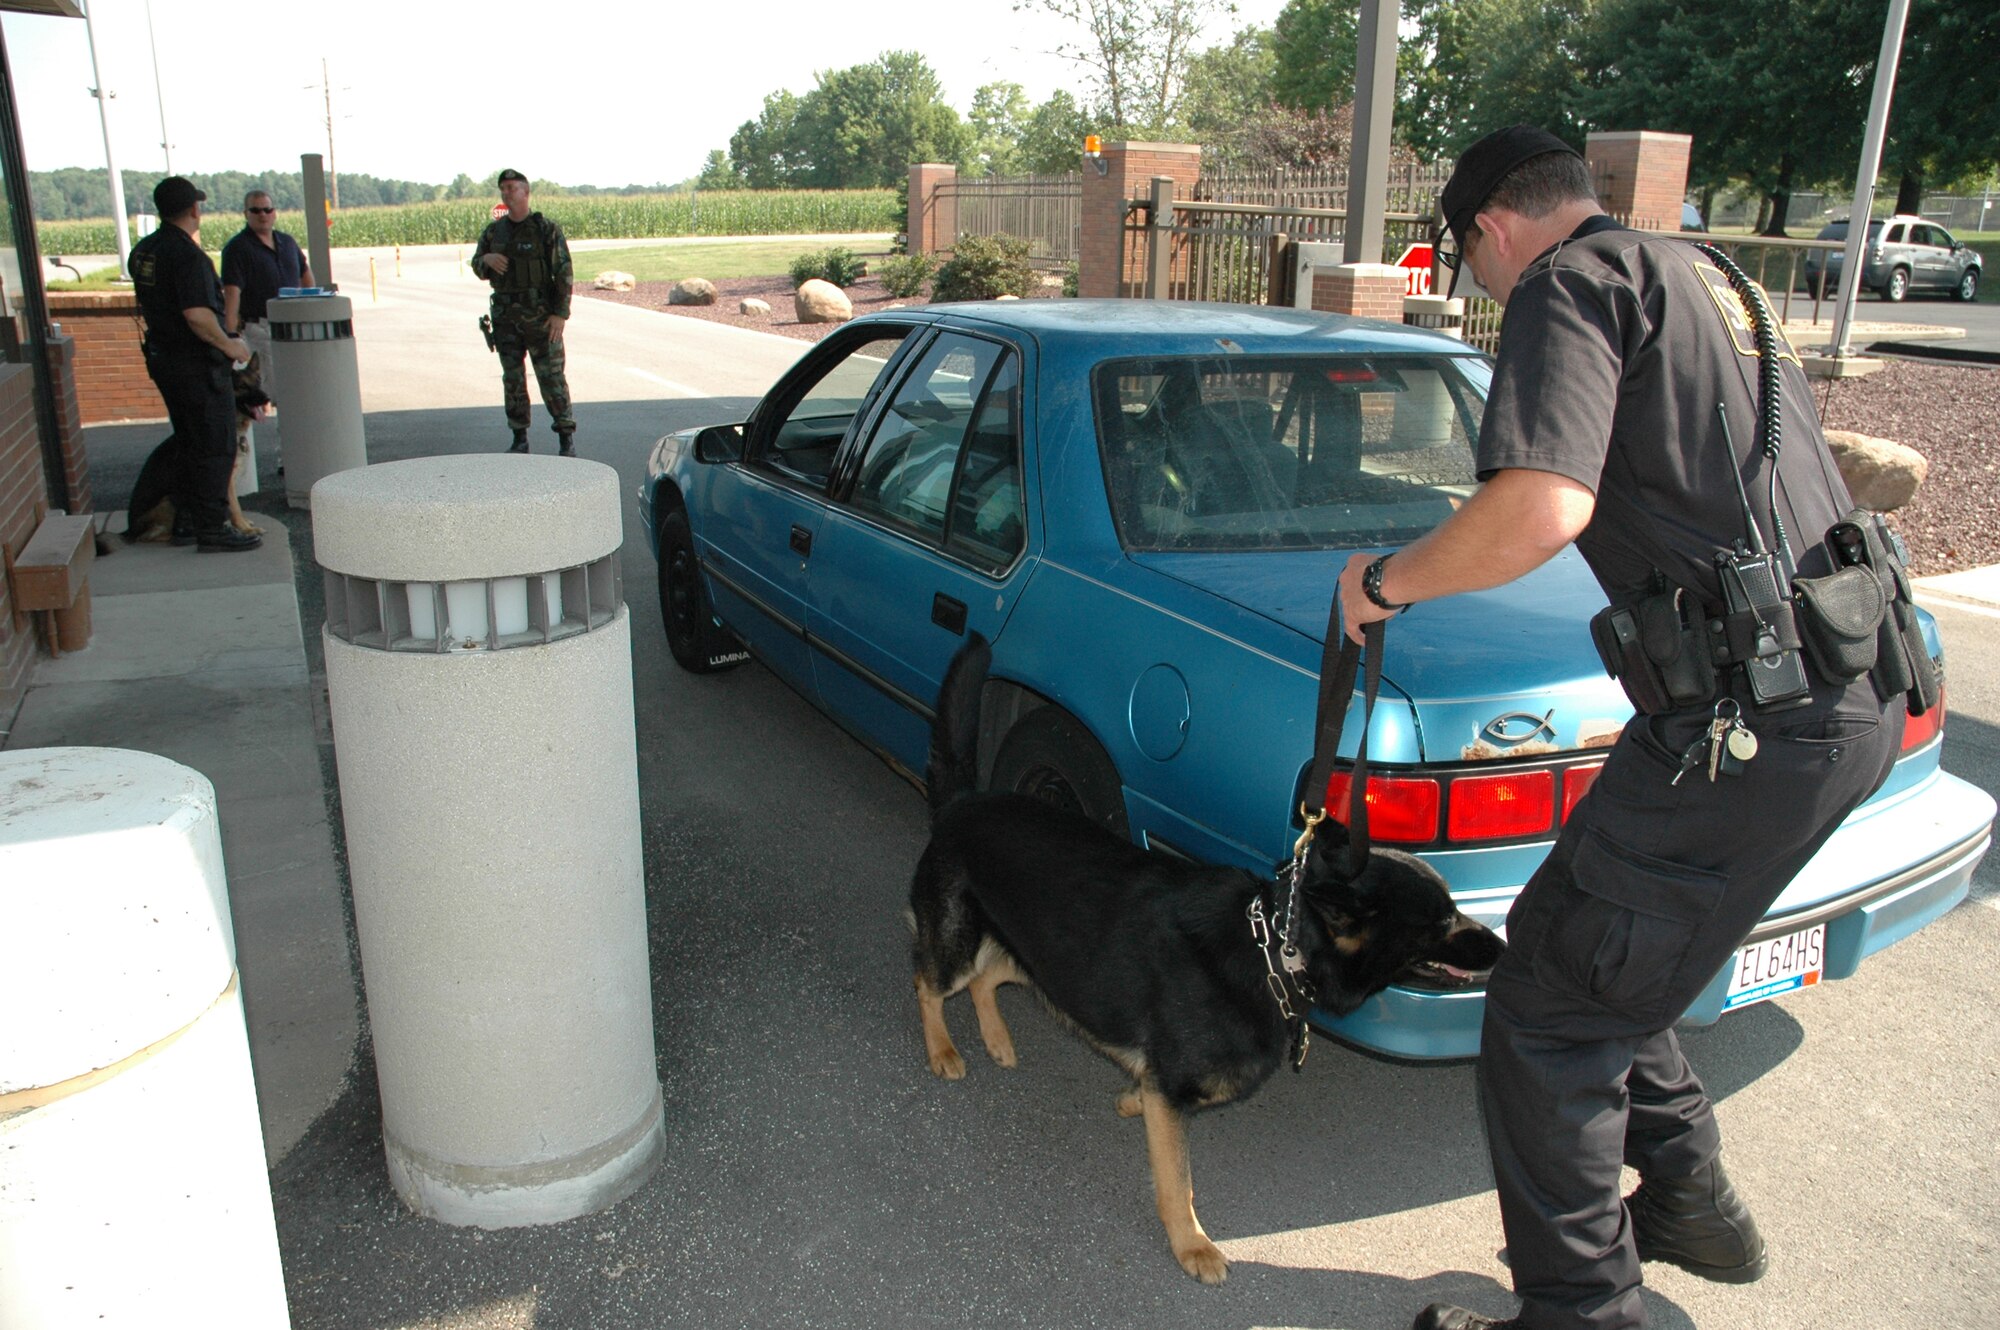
1690;257;1799;365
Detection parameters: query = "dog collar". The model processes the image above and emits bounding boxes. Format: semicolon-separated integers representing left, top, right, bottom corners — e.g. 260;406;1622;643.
1248;886;1316;1069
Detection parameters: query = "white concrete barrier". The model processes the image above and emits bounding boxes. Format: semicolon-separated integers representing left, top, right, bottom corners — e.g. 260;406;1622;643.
270;293;367;509
0;747;291;1329
313;454;663;1228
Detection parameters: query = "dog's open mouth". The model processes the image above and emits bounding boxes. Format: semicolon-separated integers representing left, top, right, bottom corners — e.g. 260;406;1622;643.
1396;959;1490;991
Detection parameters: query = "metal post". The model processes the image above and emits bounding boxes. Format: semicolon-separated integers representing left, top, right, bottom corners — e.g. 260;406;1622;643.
1344;0;1398;265
81;0;130;279
1148;176;1175;300
1829;0;1911;358
300;153;333;293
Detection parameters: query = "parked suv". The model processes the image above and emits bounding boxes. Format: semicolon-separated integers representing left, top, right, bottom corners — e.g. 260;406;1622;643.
1803;215;1982;302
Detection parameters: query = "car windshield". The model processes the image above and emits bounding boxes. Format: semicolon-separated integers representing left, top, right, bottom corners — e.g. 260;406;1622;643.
1817;221;1885;241
1093;354;1487;552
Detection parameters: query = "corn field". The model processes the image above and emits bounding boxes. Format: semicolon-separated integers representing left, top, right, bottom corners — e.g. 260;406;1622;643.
35;189;900;255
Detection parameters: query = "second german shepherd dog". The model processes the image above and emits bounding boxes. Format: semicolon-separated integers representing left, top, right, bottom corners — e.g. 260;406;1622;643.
910;634;1505;1284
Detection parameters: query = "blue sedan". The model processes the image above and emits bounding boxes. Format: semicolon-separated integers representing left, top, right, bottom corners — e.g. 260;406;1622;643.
640;299;1994;1059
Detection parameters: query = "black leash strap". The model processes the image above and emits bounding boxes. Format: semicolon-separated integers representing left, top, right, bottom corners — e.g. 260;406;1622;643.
1299;617;1385;878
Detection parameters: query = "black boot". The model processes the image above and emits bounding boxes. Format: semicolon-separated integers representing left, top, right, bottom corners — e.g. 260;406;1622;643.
507;430;529;454
557;432;576;458
1412;1305;1524;1330
196;525;261;554
1628;1158;1768;1284
171;509;197;546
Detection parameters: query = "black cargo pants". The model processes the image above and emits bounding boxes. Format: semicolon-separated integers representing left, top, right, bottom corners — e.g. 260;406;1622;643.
1480;679;1901;1329
145;349;236;531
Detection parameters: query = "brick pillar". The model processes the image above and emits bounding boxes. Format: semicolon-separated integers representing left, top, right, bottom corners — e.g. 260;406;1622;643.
46;333;92;515
1078;141;1201;299
46;291;165;424
908;163;958;256
1293;242;1408;319
1584;131;1692;233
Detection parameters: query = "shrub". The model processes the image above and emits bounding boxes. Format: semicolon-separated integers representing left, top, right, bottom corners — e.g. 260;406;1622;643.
932;233;1035;303
877;253;936;298
789;246;868;289
1060;260;1079;298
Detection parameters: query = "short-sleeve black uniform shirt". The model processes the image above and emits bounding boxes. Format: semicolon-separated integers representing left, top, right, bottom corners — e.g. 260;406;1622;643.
1476;217;1854;606
131;223;224;361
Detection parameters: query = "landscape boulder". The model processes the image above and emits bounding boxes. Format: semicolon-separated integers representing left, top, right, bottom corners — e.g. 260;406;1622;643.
795;279;852;325
1823;429;1928;512
739;297;772;316
593;270;636;291
668;278;718;306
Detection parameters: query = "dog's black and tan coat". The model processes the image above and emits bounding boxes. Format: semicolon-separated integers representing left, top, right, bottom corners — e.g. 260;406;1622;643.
909;634;1505;1283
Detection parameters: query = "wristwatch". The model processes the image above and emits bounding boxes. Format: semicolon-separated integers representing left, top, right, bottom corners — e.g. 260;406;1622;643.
1361;554;1409;613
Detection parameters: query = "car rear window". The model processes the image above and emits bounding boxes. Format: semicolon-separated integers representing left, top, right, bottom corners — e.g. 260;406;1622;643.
1092;354;1487;552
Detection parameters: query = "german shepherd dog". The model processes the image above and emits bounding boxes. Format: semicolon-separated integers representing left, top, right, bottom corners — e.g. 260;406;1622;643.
909;634;1505;1284
123;353;270;542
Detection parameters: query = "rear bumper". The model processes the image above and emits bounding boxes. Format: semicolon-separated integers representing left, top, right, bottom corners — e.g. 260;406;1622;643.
1316;769;1995;1060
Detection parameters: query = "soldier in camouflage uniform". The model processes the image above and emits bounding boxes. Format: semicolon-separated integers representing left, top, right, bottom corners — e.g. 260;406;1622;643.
471;169;576;455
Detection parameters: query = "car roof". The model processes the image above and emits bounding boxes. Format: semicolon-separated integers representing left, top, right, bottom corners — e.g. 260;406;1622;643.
857;298;1481;360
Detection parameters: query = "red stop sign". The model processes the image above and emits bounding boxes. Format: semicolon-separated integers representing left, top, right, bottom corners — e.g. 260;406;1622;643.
1396;244;1435;297
491;202;508;220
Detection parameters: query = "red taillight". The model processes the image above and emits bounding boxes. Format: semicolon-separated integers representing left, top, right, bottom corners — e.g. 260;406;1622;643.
1447;769;1555;841
1562;762;1603;822
1901;687;1945;752
1326;772;1441;842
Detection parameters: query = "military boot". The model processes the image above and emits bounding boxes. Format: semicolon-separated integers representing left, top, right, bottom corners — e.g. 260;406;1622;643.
1628;1158;1768;1284
1412;1305;1525;1330
507;430;529;454
557;432;577;458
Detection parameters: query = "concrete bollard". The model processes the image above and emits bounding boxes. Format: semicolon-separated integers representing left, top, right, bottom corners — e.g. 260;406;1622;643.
269;293;367;509
313;454;663;1228
0;748;292;1330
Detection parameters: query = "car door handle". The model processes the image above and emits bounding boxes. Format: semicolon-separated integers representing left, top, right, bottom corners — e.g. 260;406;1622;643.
932;593;967;635
789;525;812;557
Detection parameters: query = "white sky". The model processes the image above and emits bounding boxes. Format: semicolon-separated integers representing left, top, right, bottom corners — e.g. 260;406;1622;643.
3;0;1291;190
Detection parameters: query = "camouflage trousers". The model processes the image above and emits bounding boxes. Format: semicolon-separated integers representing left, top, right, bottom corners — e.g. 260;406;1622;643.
492;304;574;435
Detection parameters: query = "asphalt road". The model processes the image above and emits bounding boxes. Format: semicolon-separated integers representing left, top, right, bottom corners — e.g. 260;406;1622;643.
143;245;1996;1330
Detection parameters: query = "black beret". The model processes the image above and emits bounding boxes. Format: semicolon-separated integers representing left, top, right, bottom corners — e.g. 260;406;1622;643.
1438;126;1580;248
497;169;528;184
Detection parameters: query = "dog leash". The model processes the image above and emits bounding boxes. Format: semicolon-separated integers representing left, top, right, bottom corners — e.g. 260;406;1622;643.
1256;614;1386;1070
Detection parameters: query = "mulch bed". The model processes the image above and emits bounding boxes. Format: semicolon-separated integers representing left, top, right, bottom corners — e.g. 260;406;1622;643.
579;275;1996;575
1817;358;2000;575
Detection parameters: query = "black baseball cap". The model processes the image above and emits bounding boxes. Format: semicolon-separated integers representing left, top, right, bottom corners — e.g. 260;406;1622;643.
153;175;205;217
497;168;528;184
1438;126;1580;250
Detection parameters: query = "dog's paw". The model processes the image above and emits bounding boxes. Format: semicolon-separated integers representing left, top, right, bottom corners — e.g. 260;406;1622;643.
1175;1240;1228;1285
928;1047;967;1081
983;1035;1017;1068
1115;1088;1143;1118
231;519;264;536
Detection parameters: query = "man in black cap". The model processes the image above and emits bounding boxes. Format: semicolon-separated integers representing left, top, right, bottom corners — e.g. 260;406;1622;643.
129;176;260;552
470;169;576;455
1337;127;1906;1329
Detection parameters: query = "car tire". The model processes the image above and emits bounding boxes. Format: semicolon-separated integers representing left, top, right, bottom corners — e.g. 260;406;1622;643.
1883;267;1910;303
1956;269;1979;303
657;503;744;675
991;706;1131;839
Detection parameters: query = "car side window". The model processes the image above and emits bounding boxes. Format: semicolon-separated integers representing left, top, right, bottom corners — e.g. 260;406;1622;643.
761;332;911;488
851;334;1017;562
945;354;1025;571
1884;223;1905;244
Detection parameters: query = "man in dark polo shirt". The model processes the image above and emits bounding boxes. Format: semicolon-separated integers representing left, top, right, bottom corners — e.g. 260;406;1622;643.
1336;128;1903;1330
221;189;315;407
130;175;259;552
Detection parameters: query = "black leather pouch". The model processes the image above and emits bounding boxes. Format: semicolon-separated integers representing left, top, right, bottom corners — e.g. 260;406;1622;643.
1791;565;1884;683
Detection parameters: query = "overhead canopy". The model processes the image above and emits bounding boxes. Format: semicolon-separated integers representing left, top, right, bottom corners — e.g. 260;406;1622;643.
0;1;83;16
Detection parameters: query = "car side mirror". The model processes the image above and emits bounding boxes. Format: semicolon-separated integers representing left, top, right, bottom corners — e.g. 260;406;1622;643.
694;424;744;464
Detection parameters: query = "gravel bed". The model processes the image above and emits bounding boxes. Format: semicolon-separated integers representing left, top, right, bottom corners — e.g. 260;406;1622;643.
580;277;1996;575
1816;357;2000;574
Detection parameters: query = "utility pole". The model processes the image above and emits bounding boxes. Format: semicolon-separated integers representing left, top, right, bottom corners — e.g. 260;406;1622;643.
315;58;340;209
81;0;131;278
144;0;172;173
1828;0;1910;359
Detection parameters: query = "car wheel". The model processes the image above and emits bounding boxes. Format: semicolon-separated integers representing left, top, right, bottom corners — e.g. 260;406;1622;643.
1883;267;1910;303
656;504;743;675
1956;269;1979;303
991;707;1131;839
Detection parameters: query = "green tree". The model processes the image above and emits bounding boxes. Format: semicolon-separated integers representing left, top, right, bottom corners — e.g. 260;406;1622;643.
1021;0;1232;133
729;90;809;188
694;150;742;190
1269;0;1357;114
1018;90;1098;175
1881;0;2000;214
1181;25;1277;143
968;81;1032;176
793;52;971;188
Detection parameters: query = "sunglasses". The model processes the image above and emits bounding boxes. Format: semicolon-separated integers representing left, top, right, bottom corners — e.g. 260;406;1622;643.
247;206;276;214
1434;228;1469;271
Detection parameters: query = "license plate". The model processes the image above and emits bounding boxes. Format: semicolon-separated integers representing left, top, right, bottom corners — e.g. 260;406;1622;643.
1723;924;1825;1012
